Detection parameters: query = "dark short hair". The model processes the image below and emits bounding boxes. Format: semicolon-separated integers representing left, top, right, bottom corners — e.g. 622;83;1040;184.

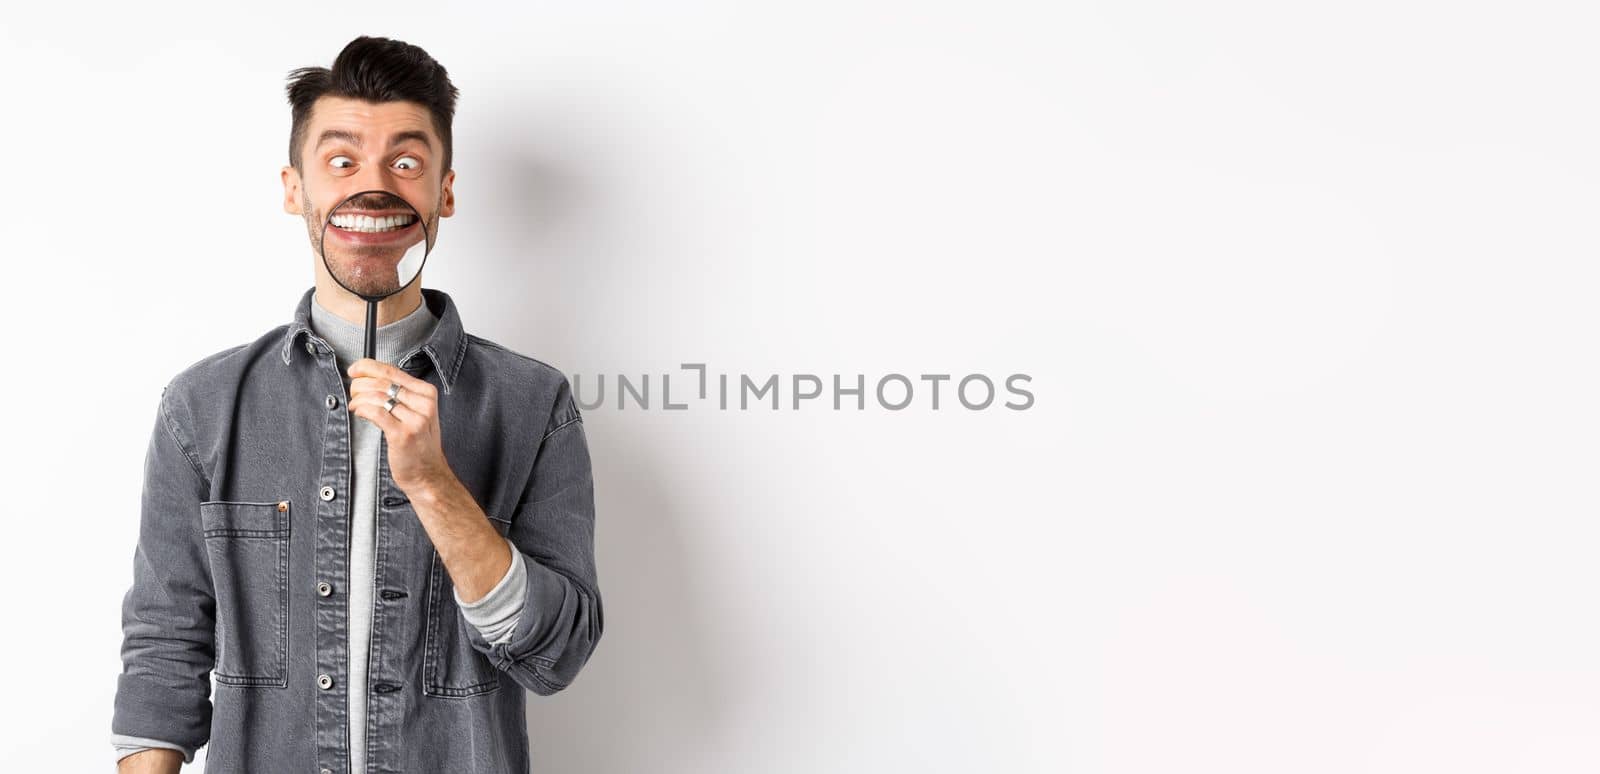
285;36;460;173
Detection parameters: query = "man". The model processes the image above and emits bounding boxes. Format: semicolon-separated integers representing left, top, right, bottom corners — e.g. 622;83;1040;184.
111;36;603;773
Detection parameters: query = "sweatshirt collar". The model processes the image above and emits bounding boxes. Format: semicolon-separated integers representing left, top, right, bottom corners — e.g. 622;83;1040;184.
280;285;470;395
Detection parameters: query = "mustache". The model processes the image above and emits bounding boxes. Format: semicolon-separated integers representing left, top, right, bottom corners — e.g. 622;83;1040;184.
337;191;418;213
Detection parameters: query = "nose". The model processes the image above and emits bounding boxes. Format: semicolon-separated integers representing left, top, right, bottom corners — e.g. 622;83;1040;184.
334;168;419;220
349;162;400;198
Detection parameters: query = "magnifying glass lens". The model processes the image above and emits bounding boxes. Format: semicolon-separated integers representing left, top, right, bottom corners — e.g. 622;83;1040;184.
317;189;435;360
320;191;430;300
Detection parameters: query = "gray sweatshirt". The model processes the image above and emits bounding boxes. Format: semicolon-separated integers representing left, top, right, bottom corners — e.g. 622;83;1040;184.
113;290;528;769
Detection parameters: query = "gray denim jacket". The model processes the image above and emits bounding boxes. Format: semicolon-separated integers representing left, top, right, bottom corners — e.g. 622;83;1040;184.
112;286;604;773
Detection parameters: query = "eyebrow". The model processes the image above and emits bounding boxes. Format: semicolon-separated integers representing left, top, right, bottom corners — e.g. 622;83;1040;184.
315;128;433;153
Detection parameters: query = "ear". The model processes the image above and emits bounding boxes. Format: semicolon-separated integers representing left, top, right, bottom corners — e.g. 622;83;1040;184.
439;168;456;218
281;165;302;215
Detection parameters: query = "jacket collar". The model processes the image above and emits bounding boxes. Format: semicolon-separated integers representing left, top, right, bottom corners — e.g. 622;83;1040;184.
279;285;469;395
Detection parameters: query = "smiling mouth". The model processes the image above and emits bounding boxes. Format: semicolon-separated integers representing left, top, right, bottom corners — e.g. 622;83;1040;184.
329;212;418;233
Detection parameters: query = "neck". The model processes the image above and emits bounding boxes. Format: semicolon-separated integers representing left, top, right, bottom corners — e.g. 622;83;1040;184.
309;284;437;367
312;269;426;327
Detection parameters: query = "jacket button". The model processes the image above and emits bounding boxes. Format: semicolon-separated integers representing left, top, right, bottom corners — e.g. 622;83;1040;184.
325;394;338;409
317;673;334;690
277;500;289;512
305;340;316;355
321;769;333;774
320;486;336;501
316;581;333;597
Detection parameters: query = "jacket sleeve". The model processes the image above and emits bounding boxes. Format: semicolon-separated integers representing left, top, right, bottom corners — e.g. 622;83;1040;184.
111;383;216;751
462;376;603;695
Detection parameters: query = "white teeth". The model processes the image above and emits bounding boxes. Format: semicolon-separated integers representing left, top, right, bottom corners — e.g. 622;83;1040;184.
331;213;417;233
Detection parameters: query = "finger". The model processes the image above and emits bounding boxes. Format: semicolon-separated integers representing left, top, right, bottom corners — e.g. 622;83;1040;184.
349;375;435;414
346;358;436;397
349;392;404;434
345;356;432;393
351;391;425;432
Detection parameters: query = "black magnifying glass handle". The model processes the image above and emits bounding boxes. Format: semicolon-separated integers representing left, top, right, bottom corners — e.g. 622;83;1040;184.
365;299;378;361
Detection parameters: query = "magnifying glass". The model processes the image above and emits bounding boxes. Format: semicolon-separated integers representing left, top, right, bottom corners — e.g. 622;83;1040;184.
317;189;435;360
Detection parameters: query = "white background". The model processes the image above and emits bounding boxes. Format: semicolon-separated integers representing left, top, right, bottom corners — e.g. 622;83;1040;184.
2;2;1597;772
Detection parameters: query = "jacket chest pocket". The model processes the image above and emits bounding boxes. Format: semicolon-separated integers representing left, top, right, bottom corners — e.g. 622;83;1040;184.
423;542;504;698
201;500;290;688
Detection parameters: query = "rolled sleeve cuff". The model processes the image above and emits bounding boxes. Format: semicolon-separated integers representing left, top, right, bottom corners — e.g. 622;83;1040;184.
465;545;598;695
111;733;195;764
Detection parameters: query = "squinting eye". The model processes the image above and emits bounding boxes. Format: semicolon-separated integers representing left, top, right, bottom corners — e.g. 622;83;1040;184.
329;155;355;170
394;156;421;171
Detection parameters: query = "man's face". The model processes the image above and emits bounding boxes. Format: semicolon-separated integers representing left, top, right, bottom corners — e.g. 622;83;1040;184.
281;95;456;297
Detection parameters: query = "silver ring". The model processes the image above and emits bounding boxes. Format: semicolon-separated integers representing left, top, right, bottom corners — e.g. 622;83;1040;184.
382;397;398;413
386;382;403;399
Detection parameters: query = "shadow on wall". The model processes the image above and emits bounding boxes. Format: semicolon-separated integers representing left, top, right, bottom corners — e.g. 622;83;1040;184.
477;132;729;773
526;428;723;773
